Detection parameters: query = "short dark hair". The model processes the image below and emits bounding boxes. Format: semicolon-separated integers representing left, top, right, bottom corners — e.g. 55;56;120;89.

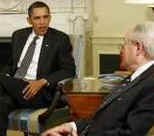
28;1;50;17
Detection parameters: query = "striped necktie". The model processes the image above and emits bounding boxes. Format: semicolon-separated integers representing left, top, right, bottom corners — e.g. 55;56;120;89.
14;36;39;79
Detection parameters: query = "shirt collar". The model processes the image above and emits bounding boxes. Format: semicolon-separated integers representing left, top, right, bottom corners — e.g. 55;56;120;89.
131;60;154;81
31;31;44;39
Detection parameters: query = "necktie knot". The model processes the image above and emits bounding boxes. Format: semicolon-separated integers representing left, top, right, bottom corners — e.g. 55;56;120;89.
32;36;39;45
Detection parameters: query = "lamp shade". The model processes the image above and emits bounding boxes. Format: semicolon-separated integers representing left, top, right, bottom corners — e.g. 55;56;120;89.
125;0;154;4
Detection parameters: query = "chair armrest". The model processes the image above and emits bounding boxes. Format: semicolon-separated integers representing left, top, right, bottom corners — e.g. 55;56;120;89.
39;86;62;124
39;78;73;124
57;77;73;86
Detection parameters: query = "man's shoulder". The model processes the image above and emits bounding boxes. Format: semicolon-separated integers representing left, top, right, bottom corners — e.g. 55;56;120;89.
142;66;154;86
47;27;69;38
148;69;154;81
12;27;32;36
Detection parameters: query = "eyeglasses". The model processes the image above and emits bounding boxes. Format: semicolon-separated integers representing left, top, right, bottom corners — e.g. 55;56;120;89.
120;39;138;50
121;38;134;45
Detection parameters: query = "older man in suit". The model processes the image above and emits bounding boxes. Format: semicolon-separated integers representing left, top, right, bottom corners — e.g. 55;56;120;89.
0;1;75;136
41;22;154;136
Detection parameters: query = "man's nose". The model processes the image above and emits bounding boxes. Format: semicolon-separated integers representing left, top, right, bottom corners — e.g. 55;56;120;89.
40;18;45;24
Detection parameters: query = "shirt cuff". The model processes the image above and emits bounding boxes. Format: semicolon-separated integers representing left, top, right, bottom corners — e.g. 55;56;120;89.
69;121;77;132
42;78;50;86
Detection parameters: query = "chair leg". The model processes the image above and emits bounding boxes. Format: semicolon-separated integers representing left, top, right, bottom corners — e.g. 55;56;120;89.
24;132;28;136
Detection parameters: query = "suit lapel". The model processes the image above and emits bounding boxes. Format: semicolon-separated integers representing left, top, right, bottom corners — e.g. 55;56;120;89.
15;29;32;65
96;80;137;112
96;65;154;112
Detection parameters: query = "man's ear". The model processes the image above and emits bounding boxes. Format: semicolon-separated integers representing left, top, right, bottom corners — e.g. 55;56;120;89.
27;17;32;25
135;42;144;56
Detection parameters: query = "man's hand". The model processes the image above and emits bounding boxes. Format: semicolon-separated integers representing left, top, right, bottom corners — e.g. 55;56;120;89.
41;123;78;136
23;79;47;100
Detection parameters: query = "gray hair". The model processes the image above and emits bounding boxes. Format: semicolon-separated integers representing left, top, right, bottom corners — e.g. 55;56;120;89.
127;22;154;59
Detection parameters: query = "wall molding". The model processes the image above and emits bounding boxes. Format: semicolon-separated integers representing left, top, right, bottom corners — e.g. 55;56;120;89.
0;37;11;43
0;0;91;36
0;0;26;13
0;0;87;14
92;36;123;45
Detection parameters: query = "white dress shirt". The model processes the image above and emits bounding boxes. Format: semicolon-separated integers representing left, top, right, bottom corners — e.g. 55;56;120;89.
131;60;154;82
17;31;44;80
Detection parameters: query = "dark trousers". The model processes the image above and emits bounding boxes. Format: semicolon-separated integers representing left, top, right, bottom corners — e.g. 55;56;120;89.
0;75;52;136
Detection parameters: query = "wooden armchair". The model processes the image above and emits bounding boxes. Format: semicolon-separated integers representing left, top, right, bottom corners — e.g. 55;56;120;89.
7;79;71;136
7;34;84;136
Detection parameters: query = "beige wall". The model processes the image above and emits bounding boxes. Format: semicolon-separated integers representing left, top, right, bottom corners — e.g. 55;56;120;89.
90;0;154;76
92;0;149;37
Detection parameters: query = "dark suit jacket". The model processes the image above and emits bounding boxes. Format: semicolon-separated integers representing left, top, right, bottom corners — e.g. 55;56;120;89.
76;65;154;136
3;27;76;85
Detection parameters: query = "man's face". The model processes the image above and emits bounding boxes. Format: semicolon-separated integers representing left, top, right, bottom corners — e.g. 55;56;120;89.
27;7;51;36
120;39;137;71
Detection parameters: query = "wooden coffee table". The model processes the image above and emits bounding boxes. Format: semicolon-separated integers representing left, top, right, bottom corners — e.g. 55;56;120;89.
65;91;109;120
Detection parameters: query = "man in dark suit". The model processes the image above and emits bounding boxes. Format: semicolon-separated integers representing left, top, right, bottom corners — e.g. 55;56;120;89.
0;1;75;135
41;22;154;136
